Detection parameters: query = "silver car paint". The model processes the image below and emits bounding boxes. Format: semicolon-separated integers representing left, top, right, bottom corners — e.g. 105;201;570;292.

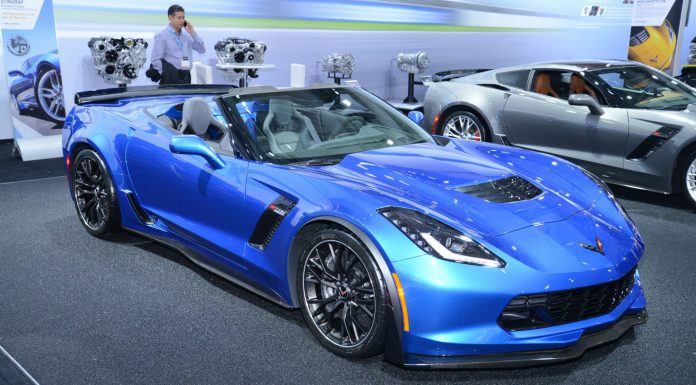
423;60;696;194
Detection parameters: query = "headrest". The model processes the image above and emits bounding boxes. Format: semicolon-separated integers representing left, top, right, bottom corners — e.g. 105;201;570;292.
534;73;551;92
570;75;586;93
269;99;294;126
180;97;212;136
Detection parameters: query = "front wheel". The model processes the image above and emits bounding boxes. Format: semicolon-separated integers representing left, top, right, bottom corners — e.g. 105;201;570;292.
297;227;388;358
681;150;696;209
72;149;121;237
439;110;489;142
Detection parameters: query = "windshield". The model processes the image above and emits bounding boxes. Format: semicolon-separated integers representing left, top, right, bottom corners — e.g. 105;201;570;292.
590;65;696;110
221;87;432;165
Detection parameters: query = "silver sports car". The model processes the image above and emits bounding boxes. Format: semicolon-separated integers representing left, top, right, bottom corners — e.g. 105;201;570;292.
423;60;696;209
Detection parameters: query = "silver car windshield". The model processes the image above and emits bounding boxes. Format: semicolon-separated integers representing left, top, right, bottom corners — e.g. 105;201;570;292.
222;87;432;165
592;66;696;110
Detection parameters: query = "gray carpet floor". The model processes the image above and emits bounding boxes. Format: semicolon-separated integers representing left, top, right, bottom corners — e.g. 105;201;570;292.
0;176;694;385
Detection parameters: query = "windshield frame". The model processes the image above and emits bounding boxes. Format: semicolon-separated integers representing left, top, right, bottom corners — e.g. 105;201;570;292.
217;86;434;165
586;64;696;110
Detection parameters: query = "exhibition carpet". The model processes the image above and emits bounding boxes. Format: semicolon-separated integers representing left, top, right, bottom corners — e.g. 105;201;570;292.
0;141;65;184
0;176;694;384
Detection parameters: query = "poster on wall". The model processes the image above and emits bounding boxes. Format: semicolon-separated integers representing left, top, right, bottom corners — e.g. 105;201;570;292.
1;0;64;160
627;0;684;73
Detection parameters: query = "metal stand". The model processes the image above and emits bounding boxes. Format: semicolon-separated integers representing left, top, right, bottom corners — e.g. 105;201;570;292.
216;64;275;88
403;73;417;103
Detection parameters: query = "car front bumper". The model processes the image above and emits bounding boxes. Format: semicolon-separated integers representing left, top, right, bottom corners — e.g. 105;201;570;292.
400;310;647;369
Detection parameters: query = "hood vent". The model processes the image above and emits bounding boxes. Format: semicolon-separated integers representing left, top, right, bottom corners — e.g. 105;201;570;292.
455;176;542;203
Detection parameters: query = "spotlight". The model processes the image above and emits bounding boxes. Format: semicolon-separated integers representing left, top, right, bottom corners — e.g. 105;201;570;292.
396;51;430;103
397;51;430;74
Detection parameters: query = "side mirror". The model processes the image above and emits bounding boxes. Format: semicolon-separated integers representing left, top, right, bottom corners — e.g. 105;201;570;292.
169;135;226;170
8;70;23;77
407;110;425;125
568;94;604;115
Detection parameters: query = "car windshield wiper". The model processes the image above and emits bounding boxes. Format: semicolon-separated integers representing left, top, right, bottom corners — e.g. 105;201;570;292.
286;158;343;166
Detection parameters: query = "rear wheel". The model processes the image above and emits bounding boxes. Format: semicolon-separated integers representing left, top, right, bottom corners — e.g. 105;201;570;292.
297;227;387;358
439;110;489;142
72;149;121;237
681;150;696;209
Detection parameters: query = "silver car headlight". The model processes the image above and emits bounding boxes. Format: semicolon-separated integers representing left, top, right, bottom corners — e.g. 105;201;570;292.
379;207;506;268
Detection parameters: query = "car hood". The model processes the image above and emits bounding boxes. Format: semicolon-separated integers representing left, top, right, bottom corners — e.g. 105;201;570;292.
300;141;601;237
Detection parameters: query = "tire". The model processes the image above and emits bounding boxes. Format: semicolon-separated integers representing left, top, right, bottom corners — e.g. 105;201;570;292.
297;227;388;358
34;67;65;124
439;110;490;142
681;149;696;209
71;149;121;237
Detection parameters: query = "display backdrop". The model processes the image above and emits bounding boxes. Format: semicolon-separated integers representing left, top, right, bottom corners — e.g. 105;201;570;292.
0;29;14;140
1;0;64;138
627;0;685;73
54;0;635;114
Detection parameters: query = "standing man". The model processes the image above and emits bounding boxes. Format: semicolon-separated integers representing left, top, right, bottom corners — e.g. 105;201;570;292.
150;4;205;85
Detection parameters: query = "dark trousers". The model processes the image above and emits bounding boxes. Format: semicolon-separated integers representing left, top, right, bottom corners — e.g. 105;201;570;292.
160;59;191;85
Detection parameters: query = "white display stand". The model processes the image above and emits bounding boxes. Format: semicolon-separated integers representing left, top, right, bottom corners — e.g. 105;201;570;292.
191;62;213;85
387;100;423;112
216;63;275;87
15;135;63;161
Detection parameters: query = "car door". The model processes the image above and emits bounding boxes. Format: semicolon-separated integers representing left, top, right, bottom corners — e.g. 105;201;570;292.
124;114;250;269
502;69;628;169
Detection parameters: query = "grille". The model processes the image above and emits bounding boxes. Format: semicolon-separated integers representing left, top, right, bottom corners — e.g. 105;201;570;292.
629;28;649;46
499;268;636;331
455;176;542;203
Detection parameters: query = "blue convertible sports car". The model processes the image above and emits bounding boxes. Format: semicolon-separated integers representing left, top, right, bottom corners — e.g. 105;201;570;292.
62;84;647;369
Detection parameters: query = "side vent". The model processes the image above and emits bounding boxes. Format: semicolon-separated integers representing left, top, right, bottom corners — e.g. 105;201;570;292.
248;196;296;251
478;83;510;92
627;126;681;161
455;176;542;203
124;191;154;225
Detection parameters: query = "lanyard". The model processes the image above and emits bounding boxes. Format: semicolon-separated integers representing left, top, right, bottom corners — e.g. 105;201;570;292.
169;28;185;53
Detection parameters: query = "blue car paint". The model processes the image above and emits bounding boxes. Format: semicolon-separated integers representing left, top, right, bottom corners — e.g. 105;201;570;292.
63;91;646;363
8;50;61;113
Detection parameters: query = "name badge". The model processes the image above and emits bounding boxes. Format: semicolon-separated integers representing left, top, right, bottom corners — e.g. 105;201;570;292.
181;57;191;70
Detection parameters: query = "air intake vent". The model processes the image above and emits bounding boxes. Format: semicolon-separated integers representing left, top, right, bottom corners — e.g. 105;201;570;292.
455;176;542;203
499;268;636;331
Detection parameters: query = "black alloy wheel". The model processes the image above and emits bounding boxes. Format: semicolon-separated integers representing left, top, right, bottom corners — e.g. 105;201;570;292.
298;228;388;358
72;149;121;236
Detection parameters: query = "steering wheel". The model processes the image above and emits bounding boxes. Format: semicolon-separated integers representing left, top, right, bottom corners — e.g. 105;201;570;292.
329;116;365;139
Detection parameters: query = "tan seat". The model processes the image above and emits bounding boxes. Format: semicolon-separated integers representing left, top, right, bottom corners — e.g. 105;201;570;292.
533;73;559;98
570;74;598;101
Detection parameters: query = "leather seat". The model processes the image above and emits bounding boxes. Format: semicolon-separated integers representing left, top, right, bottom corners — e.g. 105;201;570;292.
177;97;230;151
570;74;598;100
262;99;320;154
533;73;559;97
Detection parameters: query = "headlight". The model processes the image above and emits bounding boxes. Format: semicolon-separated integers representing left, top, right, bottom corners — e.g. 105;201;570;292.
379;207;506;268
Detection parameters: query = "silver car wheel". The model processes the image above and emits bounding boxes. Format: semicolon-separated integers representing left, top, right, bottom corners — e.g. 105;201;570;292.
443;114;482;141
37;68;65;122
687;157;696;202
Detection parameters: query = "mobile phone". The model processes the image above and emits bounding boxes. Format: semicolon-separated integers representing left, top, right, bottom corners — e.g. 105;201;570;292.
184;21;188;27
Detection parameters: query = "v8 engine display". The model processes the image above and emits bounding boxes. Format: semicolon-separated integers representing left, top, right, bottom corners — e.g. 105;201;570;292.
215;37;267;66
88;37;148;85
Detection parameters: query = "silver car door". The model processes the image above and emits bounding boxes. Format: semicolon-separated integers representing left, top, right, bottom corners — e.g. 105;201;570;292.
502;70;628;169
